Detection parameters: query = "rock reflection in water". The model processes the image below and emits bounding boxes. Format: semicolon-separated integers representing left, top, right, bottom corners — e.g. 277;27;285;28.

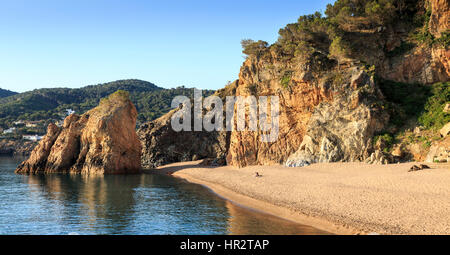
1;157;328;234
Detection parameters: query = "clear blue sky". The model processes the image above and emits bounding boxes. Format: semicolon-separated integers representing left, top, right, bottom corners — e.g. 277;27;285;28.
0;0;334;92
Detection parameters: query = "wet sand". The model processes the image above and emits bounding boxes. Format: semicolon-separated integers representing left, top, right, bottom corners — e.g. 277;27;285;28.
155;161;450;235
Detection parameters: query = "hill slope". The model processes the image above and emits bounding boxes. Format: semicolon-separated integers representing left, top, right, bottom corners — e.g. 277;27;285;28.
0;88;17;98
0;79;214;128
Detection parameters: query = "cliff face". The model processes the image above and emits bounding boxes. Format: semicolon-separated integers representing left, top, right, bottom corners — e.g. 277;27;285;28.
0;139;36;156
227;53;388;167
139;0;448;168
227;56;331;166
16;91;141;174
429;0;449;37
138;82;236;168
226;0;448;167
381;45;449;84
138;108;229;168
380;0;449;84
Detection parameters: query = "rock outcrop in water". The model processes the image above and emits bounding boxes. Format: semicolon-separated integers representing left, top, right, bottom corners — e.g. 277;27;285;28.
16;91;141;174
0;139;37;156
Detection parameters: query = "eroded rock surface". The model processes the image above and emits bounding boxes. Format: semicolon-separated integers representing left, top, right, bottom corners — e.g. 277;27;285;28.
138;0;448;168
138;108;229;169
426;136;450;163
429;0;449;37
283;69;388;167
16;91;141;174
138;82;236;168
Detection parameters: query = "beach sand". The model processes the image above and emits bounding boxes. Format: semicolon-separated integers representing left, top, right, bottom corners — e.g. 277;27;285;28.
155;161;450;235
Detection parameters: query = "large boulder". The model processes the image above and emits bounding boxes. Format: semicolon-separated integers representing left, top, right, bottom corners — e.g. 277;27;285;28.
426;136;450;163
16;91;141;174
440;122;450;137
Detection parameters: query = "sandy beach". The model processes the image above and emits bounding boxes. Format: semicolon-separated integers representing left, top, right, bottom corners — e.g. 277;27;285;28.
155;161;450;235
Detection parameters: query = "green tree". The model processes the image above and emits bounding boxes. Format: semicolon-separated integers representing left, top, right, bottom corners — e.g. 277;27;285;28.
365;0;396;25
328;36;350;68
241;39;269;57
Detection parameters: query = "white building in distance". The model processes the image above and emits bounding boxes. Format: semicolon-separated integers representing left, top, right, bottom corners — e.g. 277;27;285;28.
3;127;16;134
66;109;75;116
23;135;43;141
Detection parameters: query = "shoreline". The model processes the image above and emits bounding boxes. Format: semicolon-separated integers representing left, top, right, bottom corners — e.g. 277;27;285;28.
172;170;358;235
155;160;450;235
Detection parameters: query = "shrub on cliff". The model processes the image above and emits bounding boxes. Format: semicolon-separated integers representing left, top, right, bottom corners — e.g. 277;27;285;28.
326;0;412;26
241;0;425;69
378;80;450;131
241;39;269;57
418;82;450;130
100;89;130;105
328;35;351;66
277;12;332;59
409;2;449;47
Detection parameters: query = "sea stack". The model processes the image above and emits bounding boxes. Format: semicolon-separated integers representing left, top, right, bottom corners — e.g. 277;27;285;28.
16;90;142;174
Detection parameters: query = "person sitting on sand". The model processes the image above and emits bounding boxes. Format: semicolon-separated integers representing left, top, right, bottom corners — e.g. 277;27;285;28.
255;172;262;177
408;164;431;172
420;164;430;169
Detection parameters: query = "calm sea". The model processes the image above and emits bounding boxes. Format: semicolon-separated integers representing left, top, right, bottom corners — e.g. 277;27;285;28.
0;156;327;235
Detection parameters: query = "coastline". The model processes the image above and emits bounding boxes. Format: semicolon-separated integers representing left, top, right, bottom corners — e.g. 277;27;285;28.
172;168;358;235
155;161;450;235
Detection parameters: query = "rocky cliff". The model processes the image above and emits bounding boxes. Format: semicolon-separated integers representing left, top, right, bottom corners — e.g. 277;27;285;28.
429;0;449;37
227;54;389;167
0;139;36;156
138;82;236;168
139;0;449;168
16;91;141;174
347;0;450;85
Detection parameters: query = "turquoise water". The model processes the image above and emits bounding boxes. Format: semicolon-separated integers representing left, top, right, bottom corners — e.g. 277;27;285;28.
0;156;327;235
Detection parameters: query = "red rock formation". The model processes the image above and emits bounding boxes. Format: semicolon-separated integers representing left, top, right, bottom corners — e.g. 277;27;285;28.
138;0;448;168
227;52;388;167
429;0;449;37
380;0;449;84
16;91;141;174
382;46;450;84
226;55;334;167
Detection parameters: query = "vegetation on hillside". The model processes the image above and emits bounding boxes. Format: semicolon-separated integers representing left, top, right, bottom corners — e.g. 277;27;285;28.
379;80;449;131
239;0;449;157
374;80;449;152
0;88;17;98
0;79;214;129
241;0;447;64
